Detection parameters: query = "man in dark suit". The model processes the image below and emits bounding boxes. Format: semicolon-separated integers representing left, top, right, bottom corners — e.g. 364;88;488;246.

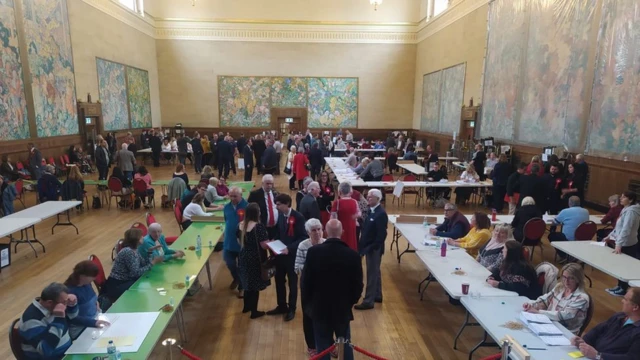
253;136;266;175
518;163;546;212
209;134;219;169
302;219;363;359
269;193;306;322
243;138;254;182
261;139;278;175
247;174;279;239
27;143;43;180
176;134;189;166
355;189;388;310
308;143;323;180
149;132;162;168
299;181;321;221
237;133;246;157
543;163;564;214
217;136;232;179
95;140;111;180
190;133;204;174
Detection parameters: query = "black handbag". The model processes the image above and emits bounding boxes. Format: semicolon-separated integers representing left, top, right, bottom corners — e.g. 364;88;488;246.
256;229;276;281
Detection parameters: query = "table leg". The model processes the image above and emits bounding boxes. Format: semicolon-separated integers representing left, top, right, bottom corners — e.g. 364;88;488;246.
398;242;414;263
11;226;45;257
175;304;188;343
418;272;435;300
52;209;79;234
468;331;497;360
453;310;480;350
205;261;213;290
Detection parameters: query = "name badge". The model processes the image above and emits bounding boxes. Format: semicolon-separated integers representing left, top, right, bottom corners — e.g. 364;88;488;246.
369;217;374;221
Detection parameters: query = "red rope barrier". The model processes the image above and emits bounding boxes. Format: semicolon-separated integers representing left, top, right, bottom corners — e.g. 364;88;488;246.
352;345;388;360
177;345;202;360
309;344;337;360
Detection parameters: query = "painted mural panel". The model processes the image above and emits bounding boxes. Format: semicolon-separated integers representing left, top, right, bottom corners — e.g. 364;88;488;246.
307;77;358;128
126;66;152;129
0;0;29;140
480;0;527;140
439;64;465;134
97;59;129;131
420;71;441;132
587;0;640;160
219;76;271;127
517;0;594;148
21;0;78;137
271;77;307;108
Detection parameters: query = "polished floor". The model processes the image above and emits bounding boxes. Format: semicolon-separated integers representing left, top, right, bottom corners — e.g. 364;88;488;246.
0;161;622;360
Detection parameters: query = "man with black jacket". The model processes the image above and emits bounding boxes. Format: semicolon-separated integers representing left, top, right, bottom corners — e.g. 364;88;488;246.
243;138;254;182
217;136;232;178
253;136;267;175
176;135;189;166
506;163;526;215
355;189;388;310
518;163;546;213
302;219;363;360
190;133;204;174
95;140;111;180
261;139;278;175
269;193;307;322
237;134;246;157
210;134;219;169
149;132;162;168
308;143;323;180
247;174;279;238
544;163;564;214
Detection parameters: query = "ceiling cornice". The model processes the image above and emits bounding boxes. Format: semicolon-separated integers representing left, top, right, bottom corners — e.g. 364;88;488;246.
81;0;488;45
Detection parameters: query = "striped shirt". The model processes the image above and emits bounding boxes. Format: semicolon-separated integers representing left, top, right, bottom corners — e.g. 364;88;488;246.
295;238;325;274
529;286;590;335
19;299;78;360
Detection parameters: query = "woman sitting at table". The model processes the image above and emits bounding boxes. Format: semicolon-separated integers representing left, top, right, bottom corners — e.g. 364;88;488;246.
62;166;86;209
486;240;541;300
110;166;131;191
353;158;370;175
200;165;214;183
138;223;185;263
446;212;491;257
64;260;110;339
511;196;543;242
216;176;230;196
182;193;221;229
477;223;512;273
523;263;589;335
335;138;347;150
597;194;624;241
205;177;227;203
162;138;173;162
237;203;271;319
134;166;154;208
455;164;480;205
101;228;163;309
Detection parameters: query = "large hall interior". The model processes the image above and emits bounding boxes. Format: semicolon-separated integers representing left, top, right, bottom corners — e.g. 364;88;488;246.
1;0;639;359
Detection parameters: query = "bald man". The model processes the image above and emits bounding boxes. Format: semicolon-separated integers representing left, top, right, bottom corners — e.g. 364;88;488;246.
302;219;363;360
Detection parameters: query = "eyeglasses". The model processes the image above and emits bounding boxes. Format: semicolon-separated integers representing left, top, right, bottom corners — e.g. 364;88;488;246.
561;276;575;281
444;209;454;212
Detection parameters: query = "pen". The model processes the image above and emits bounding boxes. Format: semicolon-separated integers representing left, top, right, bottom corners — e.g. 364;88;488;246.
525;348;546;350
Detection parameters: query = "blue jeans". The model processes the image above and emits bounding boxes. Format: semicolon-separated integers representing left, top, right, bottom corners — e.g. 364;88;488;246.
313;321;352;360
124;171;133;181
223;250;242;290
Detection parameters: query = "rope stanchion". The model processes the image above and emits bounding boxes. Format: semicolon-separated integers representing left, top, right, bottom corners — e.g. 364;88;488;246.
177;345;202;360
352;345;388;360
309;344;337;360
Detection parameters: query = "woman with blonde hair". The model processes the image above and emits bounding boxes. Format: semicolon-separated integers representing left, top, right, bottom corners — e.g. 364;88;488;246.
477;223;512;273
455;164;480;205
523;263;590;335
182;193;212;229
287;145;297;190
527;155;544;176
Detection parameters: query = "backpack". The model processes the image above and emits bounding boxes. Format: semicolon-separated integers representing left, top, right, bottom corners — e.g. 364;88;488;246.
92;194;102;209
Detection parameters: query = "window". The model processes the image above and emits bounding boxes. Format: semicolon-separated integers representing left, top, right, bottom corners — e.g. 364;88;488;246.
427;0;450;20
118;0;144;15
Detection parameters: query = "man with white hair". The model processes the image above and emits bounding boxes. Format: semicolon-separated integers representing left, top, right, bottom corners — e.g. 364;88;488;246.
115;142;136;180
139;223;185;262
299;181;321;221
248;174;279;239
223;186;248;297
355;189;388;310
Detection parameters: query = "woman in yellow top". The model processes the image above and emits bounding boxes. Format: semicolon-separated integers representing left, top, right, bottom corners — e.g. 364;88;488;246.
201;135;212;166
446;212;491;257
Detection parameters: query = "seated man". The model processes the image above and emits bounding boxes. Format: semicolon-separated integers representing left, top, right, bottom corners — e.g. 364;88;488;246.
429;203;470;239
139;223;185;262
548;196;590;262
19;282;78;360
357;154;384;182
571;287;640;359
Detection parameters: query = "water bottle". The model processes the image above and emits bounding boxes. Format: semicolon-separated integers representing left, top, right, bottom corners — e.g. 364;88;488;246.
492;209;497;222
423;216;428;228
107;340;121;360
440;240;447;257
208;240;213;248
185;275;190;288
169;297;175;307
196;235;202;252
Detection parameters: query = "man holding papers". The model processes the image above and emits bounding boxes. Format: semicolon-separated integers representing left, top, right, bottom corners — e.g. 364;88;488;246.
570;287;640;359
267;194;307;322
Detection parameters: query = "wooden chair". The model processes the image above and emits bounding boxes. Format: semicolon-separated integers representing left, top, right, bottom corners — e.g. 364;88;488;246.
88;254;106;292
9;318;25;360
572;221;598;287
579;293;594;336
521;218;546;261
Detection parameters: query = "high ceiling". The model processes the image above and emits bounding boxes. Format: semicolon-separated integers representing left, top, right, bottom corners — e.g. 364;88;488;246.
144;0;423;23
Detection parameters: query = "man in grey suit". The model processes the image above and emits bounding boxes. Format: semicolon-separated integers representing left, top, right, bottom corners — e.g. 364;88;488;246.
27;143;43;180
115;143;136;180
299;181;321;221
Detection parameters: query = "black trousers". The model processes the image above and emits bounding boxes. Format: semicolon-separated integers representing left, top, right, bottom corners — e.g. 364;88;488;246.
244;165;253;181
194;153;203;173
301;272;315;349
218;158;230;178
619;243;639;290
202;153;211;168
97;166;109;180
275;153;281;175
255;154;263;174
243;290;261;314
311;165;321;181
274;254;298;311
289;176;296;190
152;150;161;167
230;158;236;175
548;232;568;258
492;185;506;212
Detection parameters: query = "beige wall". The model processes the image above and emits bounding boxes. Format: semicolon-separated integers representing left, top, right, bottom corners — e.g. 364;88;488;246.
146;0;421;23
69;0;162;127
412;4;488;129
156;41;416;129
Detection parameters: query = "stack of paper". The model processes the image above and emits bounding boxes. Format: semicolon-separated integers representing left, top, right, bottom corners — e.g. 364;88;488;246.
519;312;570;346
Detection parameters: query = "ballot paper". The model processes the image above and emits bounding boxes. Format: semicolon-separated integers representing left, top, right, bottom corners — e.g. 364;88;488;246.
267;240;288;255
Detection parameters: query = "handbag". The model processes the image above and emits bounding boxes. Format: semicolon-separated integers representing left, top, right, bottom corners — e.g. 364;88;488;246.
284;161;292;175
256;229;276;281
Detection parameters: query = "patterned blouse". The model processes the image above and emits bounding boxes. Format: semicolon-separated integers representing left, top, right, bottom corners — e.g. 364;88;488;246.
110;247;152;281
529;286;590;335
477;245;504;273
295;238;325;274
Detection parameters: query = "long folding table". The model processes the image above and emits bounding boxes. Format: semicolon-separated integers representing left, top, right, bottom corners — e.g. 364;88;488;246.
551;241;640;283
0;217;43;258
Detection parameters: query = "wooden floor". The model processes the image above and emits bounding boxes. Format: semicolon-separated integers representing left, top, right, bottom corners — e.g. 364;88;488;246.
0;161;624;360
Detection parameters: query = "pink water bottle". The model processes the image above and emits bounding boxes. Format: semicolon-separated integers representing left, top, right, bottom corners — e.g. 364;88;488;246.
492;209;497;222
441;240;447;257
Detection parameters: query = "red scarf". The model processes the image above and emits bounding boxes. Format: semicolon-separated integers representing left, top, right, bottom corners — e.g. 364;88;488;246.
288;216;295;236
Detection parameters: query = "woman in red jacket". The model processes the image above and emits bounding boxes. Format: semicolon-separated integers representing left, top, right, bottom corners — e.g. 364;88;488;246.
292;147;310;190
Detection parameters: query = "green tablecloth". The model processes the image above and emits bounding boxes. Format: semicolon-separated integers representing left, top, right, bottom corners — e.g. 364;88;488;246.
63;222;223;360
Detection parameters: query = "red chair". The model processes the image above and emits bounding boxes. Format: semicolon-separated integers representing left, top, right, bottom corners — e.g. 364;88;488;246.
522;247;531;261
175;199;183;212
132;178;154;208
130;222;148;236
14;179;26;209
399;174;419;206
174;205;184;233
89;254;106;292
63;154;70;165
521;218;546;261
16;162;30;180
59;155;68;172
107;177;129;210
146;212;157;226
111;239;124;261
9;318;25;360
145;212;178;245
573;221;598;287
479;355;501;360
47;157;56;166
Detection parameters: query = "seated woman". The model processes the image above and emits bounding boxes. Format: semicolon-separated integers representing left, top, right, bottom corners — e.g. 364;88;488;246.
353;158;370;175
511;196;543;242
62;166;86;209
597;194;623;241
335;138;347;150
205;177;227;203
138;223;185;262
487;240;541;299
200;165;214;183
134;166;154;208
446;212;491;257
110;166;131;191
101;228;163;308
523;263;590;335
64;260;110;339
162;139;173;162
455;164;480;205
477;223;512;273
173;163;189;186
182;193;221;229
216;176;230;196
427;164;451;200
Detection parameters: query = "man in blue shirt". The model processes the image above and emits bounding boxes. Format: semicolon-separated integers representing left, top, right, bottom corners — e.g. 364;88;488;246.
549;196;590;262
223;186;248;298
